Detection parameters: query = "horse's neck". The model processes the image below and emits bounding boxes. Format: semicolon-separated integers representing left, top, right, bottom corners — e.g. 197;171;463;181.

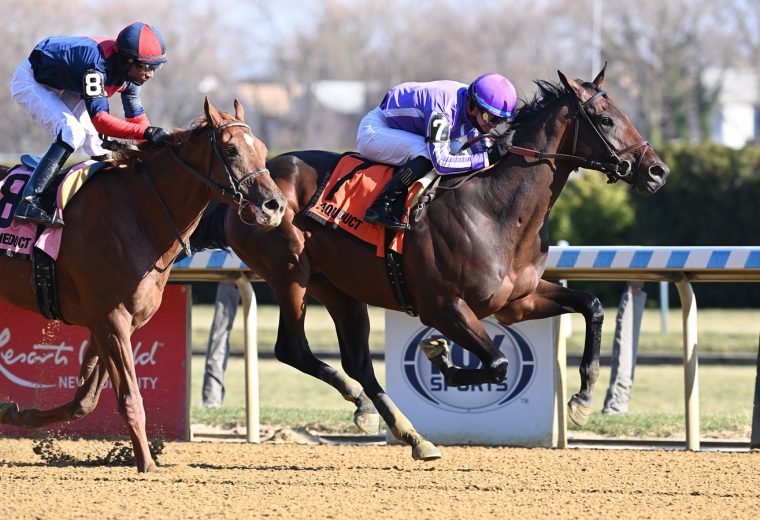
456;102;575;237
510;102;575;209
132;151;210;262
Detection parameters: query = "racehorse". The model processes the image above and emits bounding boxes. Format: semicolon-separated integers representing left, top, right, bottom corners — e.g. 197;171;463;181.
197;67;669;460
0;98;287;472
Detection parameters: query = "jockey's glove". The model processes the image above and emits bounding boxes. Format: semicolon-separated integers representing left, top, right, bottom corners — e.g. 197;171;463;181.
487;144;502;166
144;126;171;145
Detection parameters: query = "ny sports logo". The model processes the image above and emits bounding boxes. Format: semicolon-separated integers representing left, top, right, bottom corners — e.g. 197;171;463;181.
401;320;536;413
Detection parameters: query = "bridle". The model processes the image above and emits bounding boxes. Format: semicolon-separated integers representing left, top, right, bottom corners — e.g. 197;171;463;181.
139;120;269;257
505;88;651;183
162;121;270;216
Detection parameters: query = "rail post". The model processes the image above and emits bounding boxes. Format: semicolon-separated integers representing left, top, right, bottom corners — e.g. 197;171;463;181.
235;274;260;443
751;334;760;449
674;275;700;451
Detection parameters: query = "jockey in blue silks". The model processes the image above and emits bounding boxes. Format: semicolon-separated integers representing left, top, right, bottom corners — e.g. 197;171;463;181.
10;22;170;227
356;73;517;230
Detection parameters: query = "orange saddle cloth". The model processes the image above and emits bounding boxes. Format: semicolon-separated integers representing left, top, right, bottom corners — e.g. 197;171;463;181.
303;153;408;257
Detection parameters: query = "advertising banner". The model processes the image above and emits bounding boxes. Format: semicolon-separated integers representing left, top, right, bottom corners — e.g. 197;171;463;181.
0;284;190;440
385;311;559;447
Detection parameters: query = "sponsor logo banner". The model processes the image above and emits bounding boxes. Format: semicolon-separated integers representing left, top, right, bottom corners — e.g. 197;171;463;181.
0;284;190;439
385;311;558;446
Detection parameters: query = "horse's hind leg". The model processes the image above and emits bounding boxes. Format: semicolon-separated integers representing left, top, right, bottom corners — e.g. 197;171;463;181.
0;339;109;428
494;279;603;426
308;277;380;434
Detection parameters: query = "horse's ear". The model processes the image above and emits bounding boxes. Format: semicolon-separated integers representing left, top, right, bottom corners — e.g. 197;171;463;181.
234;98;245;122
592;62;607;88
558;70;585;100
204;96;223;126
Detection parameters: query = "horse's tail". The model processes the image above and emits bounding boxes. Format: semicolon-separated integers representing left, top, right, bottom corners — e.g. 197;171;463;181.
183;201;230;258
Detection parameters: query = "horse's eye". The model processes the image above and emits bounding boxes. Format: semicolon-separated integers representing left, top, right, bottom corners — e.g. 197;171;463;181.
224;147;239;158
600;116;613;127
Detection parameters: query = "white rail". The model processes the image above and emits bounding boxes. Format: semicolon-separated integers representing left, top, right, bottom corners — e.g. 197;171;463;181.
172;246;760;449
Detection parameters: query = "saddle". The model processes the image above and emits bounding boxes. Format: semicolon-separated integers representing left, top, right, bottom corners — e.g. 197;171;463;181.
0;157;110;320
302;153;436;316
303;153;437;257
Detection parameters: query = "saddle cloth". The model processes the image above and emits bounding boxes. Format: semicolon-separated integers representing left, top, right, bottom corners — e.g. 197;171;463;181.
304;153;420;257
0;159;102;260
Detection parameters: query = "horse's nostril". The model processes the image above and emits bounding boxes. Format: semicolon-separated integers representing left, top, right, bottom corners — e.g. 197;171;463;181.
264;198;281;212
649;163;669;179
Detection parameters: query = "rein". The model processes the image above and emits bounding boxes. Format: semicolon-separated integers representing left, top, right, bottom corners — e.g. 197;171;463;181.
139;165;193;259
503;90;650;183
138;119;268;259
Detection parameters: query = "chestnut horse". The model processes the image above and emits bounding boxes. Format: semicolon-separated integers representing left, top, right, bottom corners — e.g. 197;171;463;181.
0;98;286;472
196;68;669;460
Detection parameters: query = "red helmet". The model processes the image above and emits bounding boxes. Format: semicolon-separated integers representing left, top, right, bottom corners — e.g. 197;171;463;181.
116;22;167;65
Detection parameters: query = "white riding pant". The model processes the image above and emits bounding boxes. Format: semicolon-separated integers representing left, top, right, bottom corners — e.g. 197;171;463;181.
9;59;107;157
356;107;430;166
356;107;468;167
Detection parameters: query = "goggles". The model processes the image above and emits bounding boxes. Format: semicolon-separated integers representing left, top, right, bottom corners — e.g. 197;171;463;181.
132;61;163;72
481;110;510;126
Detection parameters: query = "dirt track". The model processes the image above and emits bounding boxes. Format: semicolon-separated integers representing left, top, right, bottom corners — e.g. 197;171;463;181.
1;437;758;519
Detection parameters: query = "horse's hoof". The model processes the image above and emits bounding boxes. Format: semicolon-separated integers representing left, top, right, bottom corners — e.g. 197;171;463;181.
412;440;441;461
354;411;381;435
0;402;19;423
567;397;592;426
138;461;160;473
420;339;449;362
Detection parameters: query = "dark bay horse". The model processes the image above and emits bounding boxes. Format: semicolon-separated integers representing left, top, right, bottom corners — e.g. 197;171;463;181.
0;98;287;472
200;68;669;460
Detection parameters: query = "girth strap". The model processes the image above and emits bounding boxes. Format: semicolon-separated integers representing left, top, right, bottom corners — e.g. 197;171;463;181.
383;228;417;317
32;248;65;322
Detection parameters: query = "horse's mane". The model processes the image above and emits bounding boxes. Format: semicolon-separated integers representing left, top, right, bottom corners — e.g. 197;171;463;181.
509;79;568;138
112;116;211;162
509;78;603;140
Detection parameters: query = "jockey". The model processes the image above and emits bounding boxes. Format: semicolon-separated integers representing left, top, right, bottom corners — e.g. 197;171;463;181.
10;22;170;227
356;73;517;230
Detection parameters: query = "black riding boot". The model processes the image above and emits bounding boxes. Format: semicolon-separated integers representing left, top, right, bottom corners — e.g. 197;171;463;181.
14;137;73;228
363;156;433;230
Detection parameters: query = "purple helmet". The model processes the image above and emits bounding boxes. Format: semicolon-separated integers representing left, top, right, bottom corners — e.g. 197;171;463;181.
116;22;167;65
468;73;517;120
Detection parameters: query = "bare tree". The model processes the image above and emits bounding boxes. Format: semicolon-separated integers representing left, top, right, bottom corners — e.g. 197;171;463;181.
0;0;752;155
597;0;734;145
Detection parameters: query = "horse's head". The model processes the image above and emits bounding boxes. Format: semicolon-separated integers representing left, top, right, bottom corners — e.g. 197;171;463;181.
202;97;287;227
558;66;670;195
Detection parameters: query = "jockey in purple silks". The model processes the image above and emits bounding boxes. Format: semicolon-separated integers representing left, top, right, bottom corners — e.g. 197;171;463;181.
10;22;170;228
356;73;517;230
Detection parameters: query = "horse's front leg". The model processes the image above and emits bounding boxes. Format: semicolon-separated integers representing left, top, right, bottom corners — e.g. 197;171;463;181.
494;279;604;426
94;312;156;473
0;338;109;427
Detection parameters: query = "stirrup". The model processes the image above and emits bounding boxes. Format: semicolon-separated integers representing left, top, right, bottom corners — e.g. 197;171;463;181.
14;200;65;228
364;205;408;230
